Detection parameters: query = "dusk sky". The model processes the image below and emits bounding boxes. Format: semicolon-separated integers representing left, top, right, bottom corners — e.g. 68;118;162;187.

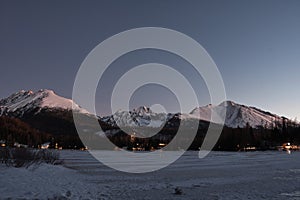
1;0;300;119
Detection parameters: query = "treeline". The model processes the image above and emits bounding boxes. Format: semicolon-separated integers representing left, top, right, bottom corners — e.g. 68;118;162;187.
0;116;84;149
0;116;49;147
205;122;300;151
1;112;299;151
107;121;300;151
184;118;300;151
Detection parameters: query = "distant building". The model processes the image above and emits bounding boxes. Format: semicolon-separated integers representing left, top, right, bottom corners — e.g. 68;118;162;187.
14;142;28;148
0;140;6;147
41;142;50;149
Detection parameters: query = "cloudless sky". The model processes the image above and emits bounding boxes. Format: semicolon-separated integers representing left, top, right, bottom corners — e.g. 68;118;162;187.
0;0;300;119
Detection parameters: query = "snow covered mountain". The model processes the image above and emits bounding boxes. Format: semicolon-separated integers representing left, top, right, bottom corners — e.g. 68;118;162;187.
0;89;89;117
0;89;288;129
102;101;285;129
189;101;282;128
101;106;173;128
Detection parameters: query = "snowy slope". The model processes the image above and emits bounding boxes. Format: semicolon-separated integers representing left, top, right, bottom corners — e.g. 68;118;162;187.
190;101;281;128
101;106;173;128
0;89;88;116
0;90;288;129
102;101;286;129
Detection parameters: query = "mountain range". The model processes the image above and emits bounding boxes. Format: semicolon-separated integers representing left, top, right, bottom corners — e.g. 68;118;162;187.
0;89;288;130
1;89;298;150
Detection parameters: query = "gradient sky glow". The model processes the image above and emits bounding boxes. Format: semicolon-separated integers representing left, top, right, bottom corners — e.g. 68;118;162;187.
1;0;300;119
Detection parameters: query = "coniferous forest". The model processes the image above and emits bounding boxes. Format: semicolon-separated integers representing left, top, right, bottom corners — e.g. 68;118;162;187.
0;113;299;151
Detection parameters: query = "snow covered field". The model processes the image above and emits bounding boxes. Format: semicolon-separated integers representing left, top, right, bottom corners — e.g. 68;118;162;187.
1;150;300;200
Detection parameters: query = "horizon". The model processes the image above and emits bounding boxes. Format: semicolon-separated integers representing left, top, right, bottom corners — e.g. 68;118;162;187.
0;88;295;120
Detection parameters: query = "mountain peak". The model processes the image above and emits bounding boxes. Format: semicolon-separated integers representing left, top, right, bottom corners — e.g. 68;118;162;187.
38;88;54;93
102;105;170;128
133;106;151;114
219;100;236;107
0;89;88;116
189;101;281;128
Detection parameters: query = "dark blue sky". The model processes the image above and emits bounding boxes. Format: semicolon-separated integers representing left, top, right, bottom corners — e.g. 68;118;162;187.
1;0;300;119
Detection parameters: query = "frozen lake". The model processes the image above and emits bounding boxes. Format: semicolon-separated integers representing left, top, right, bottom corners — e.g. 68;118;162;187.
1;150;300;199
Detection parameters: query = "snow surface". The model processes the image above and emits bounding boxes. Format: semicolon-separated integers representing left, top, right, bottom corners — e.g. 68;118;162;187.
102;106;172;128
0;163;100;200
0;90;292;128
103;101;288;129
1;150;300;199
190;100;282;128
0;89;89;116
